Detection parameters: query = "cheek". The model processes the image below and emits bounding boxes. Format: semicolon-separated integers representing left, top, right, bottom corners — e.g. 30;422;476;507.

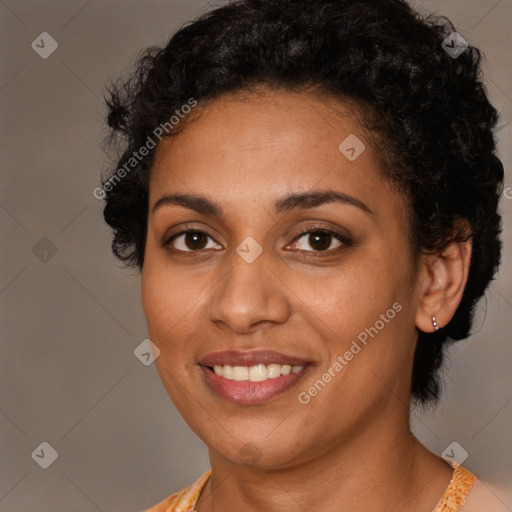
141;253;206;335
141;265;203;403
295;245;416;390
141;260;205;404
297;255;407;338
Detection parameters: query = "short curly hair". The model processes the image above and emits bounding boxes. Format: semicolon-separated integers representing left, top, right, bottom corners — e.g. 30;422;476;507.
101;0;504;404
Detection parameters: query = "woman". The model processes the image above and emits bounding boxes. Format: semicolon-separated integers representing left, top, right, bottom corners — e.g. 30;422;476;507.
100;0;505;510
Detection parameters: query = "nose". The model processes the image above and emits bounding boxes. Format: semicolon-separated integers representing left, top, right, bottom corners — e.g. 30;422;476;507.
208;250;291;334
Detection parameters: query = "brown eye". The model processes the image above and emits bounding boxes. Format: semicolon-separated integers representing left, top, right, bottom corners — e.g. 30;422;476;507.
289;229;347;253
168;230;222;252
184;232;208;250
307;232;332;251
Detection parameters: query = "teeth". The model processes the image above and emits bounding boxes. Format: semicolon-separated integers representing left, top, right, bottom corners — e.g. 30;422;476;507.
281;365;292;375
267;364;282;378
233;366;249;381
211;363;304;381
249;364;268;382
223;365;233;379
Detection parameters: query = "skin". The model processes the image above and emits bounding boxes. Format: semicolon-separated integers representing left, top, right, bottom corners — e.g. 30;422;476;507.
141;88;472;511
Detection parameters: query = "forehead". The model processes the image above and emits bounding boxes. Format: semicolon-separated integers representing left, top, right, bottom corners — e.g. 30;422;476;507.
148;89;391;213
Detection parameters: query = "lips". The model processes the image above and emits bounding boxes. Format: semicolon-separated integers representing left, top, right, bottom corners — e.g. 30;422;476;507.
199;349;312;405
198;349;310;367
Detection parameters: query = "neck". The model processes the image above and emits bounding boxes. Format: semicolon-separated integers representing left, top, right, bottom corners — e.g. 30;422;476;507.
195;410;453;512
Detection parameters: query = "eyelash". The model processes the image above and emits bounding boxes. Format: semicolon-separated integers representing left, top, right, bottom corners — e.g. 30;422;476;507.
286;227;352;259
163;225;351;258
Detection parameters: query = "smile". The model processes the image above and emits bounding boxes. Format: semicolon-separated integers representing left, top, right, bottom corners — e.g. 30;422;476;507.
199;349;312;405
212;363;304;381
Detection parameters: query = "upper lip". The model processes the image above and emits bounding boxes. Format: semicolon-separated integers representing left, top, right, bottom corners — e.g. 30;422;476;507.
198;349;311;367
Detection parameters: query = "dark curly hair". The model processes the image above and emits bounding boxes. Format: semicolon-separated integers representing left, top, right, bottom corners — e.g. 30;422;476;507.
101;0;504;404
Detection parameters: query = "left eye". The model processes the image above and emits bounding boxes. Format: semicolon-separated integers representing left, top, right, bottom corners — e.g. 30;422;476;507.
289;230;344;252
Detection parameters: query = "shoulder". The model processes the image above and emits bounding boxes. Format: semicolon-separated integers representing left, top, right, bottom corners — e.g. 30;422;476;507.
435;460;508;512
462;479;510;512
434;462;477;512
143;470;212;512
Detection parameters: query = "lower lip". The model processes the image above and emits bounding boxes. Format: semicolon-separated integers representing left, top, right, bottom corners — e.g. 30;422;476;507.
201;366;309;405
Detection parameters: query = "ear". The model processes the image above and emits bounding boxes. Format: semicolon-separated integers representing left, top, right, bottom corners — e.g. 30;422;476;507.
415;222;472;333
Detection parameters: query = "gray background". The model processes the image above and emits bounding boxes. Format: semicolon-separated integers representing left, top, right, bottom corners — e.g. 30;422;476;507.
0;1;511;511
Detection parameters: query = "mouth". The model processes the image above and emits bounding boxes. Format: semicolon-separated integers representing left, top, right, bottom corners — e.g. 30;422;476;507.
198;350;312;405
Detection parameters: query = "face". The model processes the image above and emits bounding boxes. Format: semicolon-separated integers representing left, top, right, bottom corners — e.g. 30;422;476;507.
141;89;423;470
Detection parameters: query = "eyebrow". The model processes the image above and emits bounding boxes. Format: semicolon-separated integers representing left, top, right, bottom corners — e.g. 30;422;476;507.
152;190;373;216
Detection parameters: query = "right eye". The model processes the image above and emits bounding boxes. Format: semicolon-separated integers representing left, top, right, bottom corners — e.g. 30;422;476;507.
166;230;223;253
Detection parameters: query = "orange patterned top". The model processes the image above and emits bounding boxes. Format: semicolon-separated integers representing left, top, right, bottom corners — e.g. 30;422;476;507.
144;460;478;512
433;460;478;511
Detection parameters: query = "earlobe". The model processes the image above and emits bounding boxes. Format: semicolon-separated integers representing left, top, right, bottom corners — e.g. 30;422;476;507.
415;229;472;334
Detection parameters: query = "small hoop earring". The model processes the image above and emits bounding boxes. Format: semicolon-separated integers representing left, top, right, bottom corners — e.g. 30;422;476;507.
432;316;439;331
